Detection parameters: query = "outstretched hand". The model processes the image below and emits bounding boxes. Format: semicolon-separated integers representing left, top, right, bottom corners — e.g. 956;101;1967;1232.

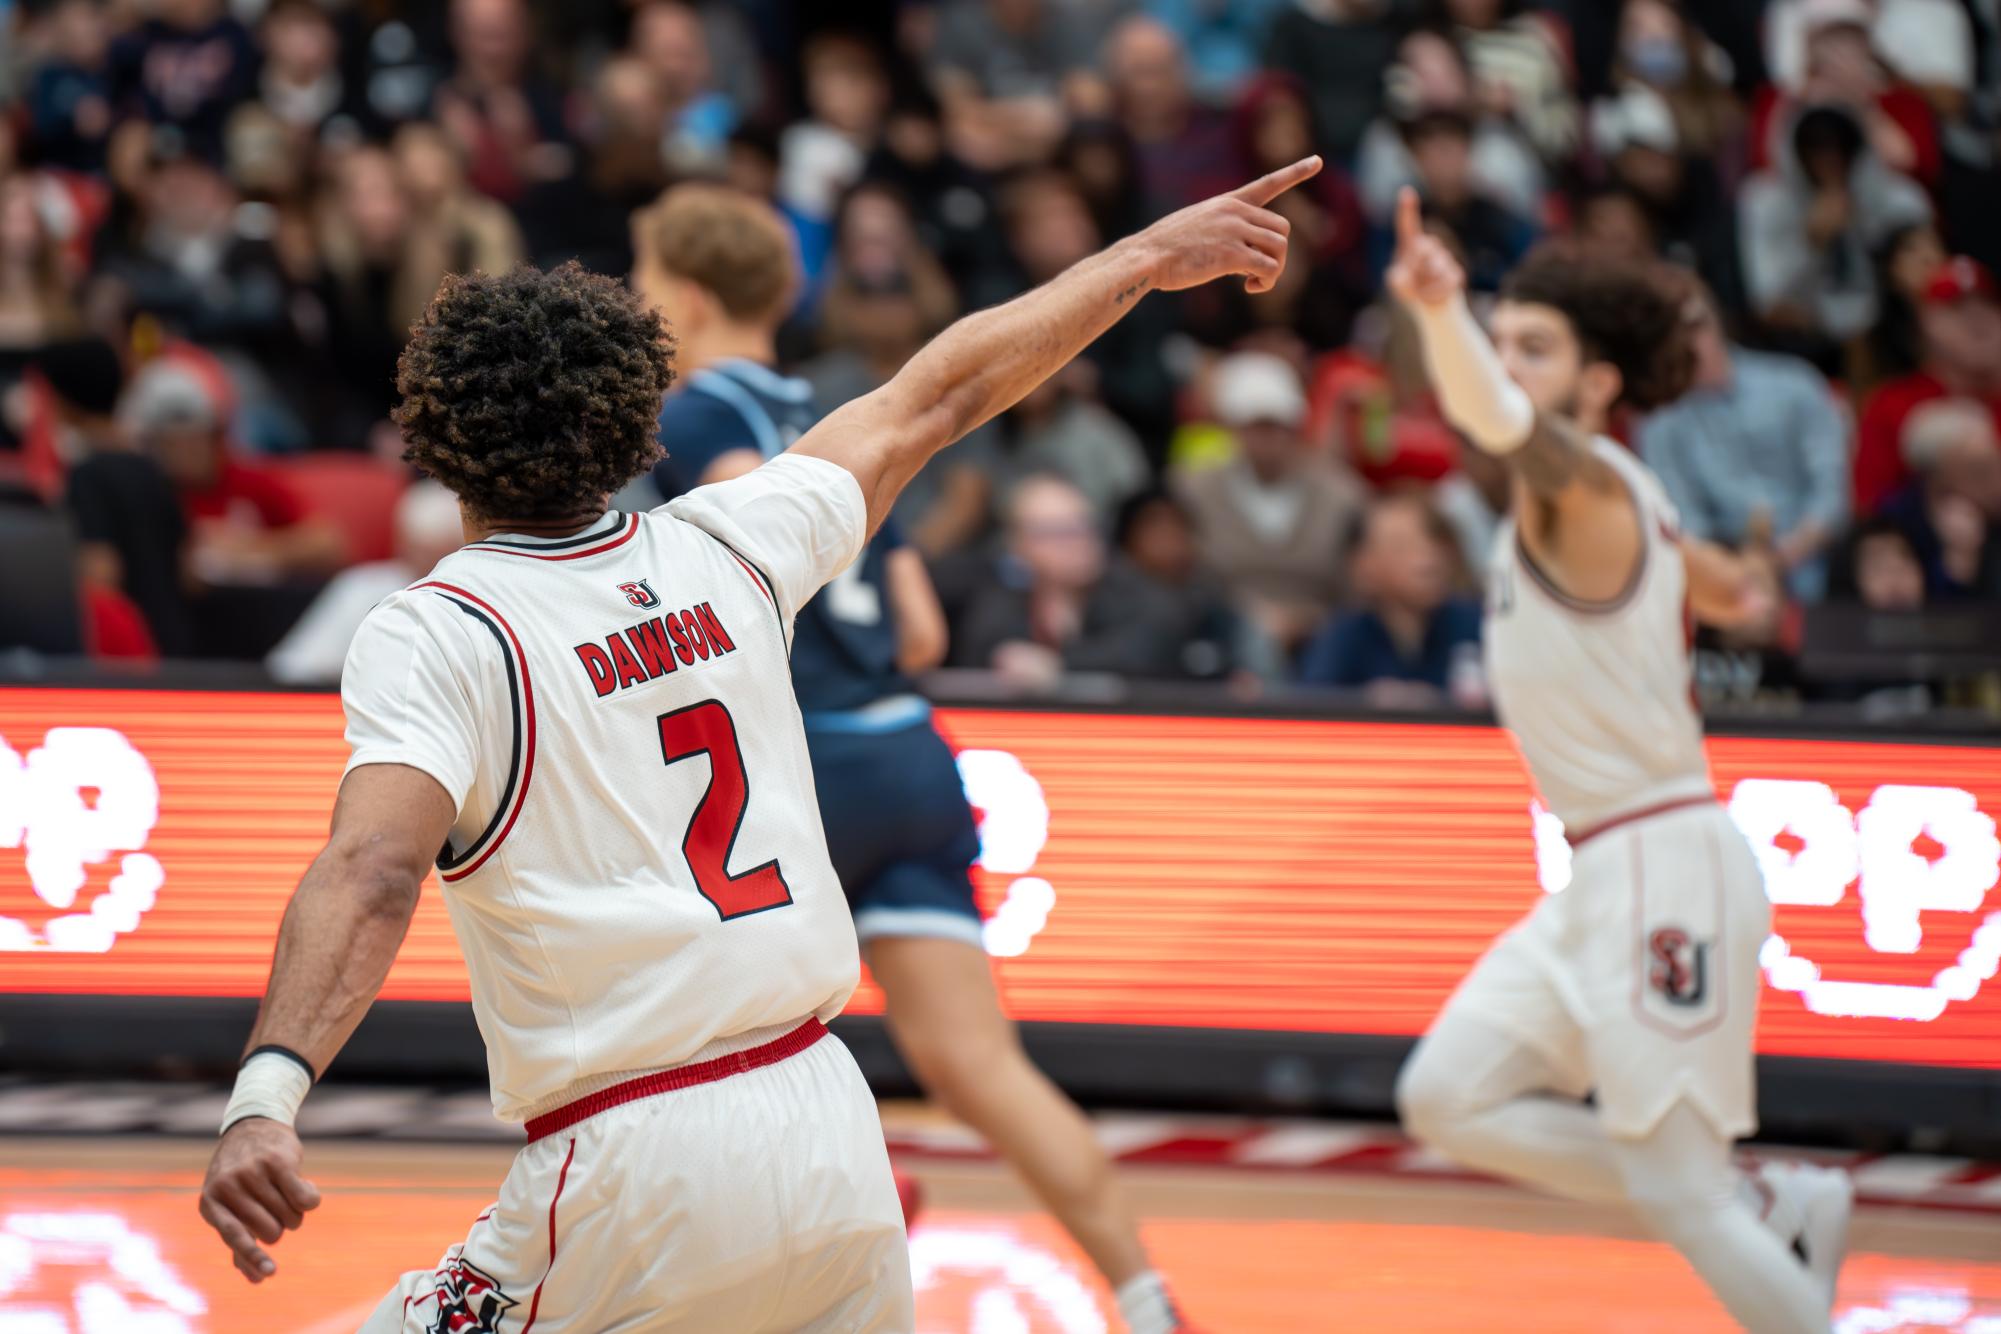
1385;187;1466;311
1138;156;1321;295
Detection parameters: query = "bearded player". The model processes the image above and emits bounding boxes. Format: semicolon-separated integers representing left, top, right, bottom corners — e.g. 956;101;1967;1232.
193;157;1320;1331
1385;188;1854;1334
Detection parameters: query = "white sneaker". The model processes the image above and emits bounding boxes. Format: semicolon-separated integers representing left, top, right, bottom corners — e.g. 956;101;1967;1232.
1769;1162;1855;1310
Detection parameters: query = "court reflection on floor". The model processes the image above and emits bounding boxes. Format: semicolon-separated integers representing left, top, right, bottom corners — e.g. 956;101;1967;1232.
0;1142;1996;1333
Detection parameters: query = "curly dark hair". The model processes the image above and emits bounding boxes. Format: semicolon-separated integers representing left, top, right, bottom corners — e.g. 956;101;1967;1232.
393;262;677;522
1500;245;1694;412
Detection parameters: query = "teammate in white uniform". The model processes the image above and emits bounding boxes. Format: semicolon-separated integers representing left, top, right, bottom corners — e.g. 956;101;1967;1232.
194;158;1324;1331
1384;192;1854;1333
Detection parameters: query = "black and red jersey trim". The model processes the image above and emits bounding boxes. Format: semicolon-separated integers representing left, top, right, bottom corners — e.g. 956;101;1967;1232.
700;531;789;649
468;513;641;562
413;580;537;881
1513;491;1651;617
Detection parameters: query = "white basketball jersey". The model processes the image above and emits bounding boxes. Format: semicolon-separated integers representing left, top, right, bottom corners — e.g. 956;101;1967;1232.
340;454;869;1121
1484;441;1713;832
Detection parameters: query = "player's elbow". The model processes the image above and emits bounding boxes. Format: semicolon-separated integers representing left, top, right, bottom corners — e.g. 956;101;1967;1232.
321;837;427;921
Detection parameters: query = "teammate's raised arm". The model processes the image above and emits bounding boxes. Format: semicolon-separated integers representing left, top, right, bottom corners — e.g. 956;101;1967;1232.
792;157;1321;532
198;763;453;1284
1386;188;1616;506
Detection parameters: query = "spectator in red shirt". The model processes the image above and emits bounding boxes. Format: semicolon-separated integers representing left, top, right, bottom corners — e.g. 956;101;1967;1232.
1854;256;2001;513
119;357;344;583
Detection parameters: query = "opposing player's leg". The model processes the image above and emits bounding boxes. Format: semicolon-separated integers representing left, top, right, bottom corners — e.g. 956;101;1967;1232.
1611;1103;1829;1333
870;932;1182;1330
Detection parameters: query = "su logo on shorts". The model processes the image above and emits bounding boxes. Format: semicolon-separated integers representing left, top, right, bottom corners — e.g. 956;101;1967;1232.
1648;927;1711;1008
618;578;662;610
427;1255;517;1334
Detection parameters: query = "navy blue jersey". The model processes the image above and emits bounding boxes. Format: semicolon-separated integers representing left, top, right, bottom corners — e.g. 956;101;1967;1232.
653;358;916;718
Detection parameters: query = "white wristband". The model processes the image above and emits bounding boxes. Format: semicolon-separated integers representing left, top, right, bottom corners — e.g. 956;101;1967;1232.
221;1051;313;1135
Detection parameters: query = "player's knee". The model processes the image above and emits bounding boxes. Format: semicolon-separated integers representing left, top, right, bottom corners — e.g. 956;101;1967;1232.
1393;1044;1462;1147
899;1018;1018;1111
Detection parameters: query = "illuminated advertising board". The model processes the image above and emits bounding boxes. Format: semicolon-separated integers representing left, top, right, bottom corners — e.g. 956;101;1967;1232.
2;688;1997;1068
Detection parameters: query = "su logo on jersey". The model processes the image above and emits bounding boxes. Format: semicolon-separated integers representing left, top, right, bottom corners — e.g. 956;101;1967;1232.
618;579;662;609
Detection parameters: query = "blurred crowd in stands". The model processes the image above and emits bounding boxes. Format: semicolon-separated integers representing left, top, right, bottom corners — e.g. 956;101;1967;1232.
4;0;2001;716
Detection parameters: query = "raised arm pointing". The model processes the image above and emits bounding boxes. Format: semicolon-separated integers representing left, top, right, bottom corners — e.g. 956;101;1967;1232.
793;158;1322;532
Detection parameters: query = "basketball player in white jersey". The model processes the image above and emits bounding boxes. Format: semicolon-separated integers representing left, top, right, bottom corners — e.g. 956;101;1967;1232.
1384;189;1854;1334
193;157;1323;1331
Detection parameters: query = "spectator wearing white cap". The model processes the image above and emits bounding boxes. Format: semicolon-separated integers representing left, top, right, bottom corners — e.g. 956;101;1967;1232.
266;482;465;684
1586;81;1745;310
121;354;343;585
1171;350;1366;654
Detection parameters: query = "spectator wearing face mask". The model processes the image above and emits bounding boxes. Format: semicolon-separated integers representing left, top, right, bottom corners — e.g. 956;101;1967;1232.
1855;256;2001;512
1602;0;1741;165
1297;489;1484;708
1589;83;1744;316
1879;397;2001;600
1173;351;1366;655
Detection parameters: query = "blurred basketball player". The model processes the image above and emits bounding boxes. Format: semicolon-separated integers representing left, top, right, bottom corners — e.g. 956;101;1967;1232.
628;183;1194;1334
194;159;1321;1330
1385;189;1853;1334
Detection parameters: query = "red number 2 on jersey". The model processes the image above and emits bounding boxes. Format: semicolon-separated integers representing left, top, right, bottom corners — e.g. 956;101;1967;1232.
657;701;794;919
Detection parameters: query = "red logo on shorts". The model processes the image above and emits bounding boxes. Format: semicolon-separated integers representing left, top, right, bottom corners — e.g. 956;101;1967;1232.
617;579;661;609
1648;927;1711;1008
428;1255;517;1334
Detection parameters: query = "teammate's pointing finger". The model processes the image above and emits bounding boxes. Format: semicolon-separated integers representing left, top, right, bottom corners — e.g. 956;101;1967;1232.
1231;155;1322;207
1396;186;1423;250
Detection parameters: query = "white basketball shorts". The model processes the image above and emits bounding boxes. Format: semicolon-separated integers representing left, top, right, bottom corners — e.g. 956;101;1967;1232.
1429;798;1770;1140
360;1019;913;1333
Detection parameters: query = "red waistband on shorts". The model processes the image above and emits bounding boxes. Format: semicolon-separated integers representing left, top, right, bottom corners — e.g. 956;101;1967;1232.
1566;794;1718;851
525;1018;828;1144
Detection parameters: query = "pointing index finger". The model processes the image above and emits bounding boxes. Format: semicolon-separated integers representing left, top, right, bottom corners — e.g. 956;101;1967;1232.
1395;186;1423;249
1232;155;1322;207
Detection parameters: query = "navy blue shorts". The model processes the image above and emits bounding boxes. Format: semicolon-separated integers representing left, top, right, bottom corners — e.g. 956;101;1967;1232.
805;719;983;946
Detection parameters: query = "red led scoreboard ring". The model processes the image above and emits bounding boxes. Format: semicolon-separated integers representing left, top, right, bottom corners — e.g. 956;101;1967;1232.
0;688;1997;1070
